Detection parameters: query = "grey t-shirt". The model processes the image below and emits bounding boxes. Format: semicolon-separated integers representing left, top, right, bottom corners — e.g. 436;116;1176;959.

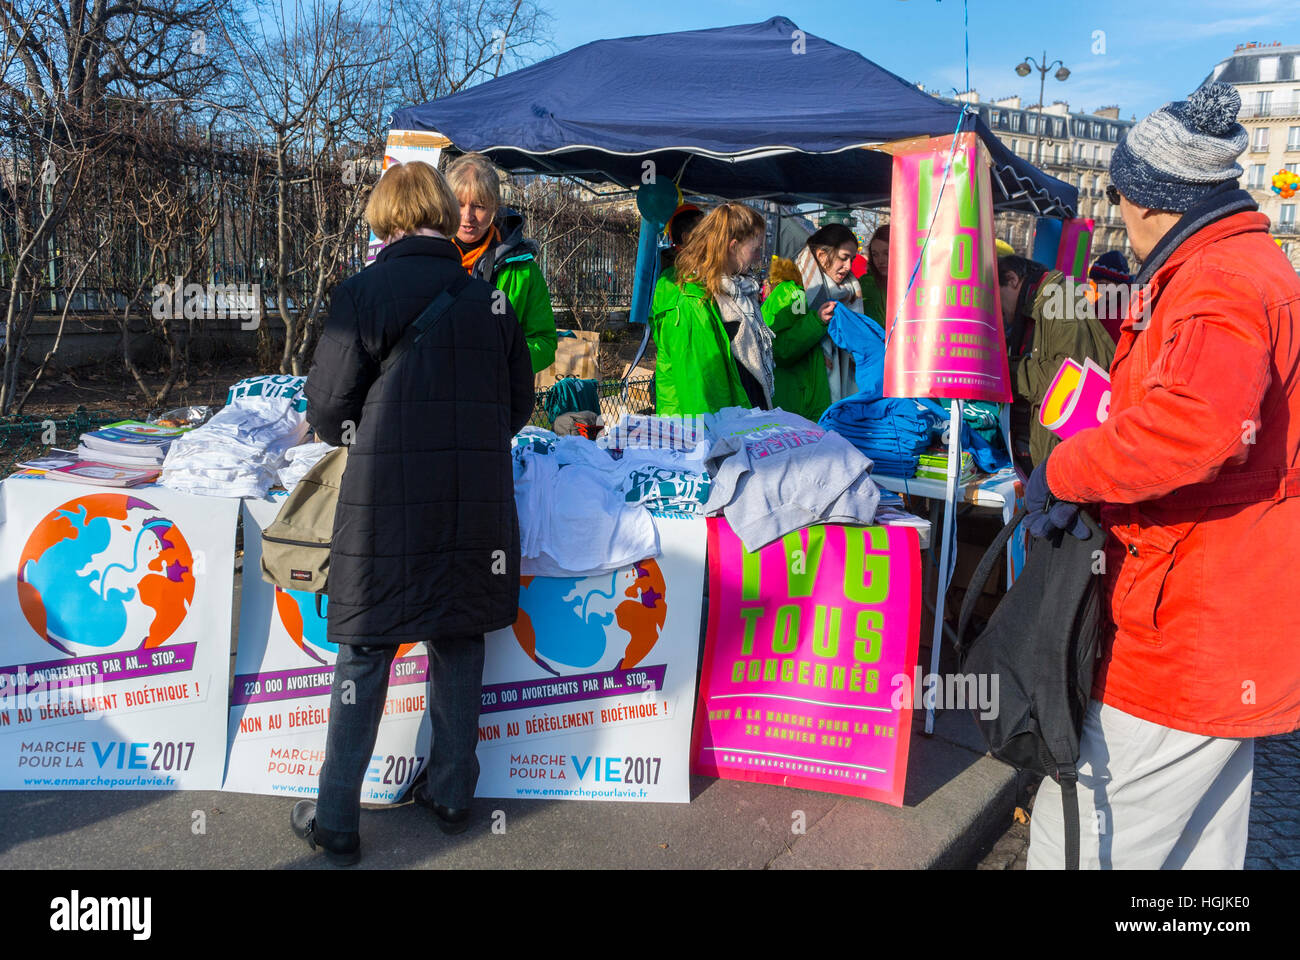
703;407;879;552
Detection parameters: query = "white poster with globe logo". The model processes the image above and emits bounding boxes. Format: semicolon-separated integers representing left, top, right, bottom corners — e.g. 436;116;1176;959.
221;498;431;802
0;478;237;790
476;515;706;803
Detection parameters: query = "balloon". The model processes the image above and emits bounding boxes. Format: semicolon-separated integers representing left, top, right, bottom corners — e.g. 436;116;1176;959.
636;177;681;228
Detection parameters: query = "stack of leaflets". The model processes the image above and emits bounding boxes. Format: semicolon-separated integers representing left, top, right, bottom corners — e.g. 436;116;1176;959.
43;461;161;487
914;449;976;483
14;449;78;472
76;420;190;468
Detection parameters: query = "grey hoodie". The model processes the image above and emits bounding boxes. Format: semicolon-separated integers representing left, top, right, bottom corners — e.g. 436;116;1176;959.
703;407;879;552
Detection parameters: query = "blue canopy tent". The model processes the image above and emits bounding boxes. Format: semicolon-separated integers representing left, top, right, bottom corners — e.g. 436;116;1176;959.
391;17;1063;737
390;15;1076;215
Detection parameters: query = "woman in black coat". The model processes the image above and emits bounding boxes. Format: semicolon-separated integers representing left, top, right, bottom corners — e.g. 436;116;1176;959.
290;160;534;865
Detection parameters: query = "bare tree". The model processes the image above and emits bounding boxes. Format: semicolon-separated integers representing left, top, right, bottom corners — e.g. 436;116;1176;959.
225;0;552;375
220;0;393;374
391;0;552;105
0;0;230;413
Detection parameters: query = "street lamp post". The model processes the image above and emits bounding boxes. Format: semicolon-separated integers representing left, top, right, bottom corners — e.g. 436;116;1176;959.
1016;51;1070;167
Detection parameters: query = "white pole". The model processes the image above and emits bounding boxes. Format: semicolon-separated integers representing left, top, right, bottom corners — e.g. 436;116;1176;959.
925;398;962;734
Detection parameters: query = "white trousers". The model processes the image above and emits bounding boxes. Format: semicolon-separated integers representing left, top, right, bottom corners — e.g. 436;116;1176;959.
1027;699;1255;869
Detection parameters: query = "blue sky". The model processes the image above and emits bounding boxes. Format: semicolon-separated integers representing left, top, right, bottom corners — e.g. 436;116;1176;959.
540;0;1300;119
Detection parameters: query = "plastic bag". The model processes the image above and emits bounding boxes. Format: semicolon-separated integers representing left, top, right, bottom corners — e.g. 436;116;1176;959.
150;405;212;429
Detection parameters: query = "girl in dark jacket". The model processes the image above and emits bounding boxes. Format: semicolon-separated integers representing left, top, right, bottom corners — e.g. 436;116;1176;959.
290;160;534;865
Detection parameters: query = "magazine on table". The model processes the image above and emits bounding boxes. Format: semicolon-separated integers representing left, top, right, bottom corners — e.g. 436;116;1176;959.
42;460;161;487
15;449;78;471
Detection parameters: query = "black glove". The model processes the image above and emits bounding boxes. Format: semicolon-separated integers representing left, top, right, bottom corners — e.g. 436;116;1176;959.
1025;456;1090;540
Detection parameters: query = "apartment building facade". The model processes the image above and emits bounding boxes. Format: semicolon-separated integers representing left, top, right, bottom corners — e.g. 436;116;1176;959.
1206;42;1300;271
940;91;1136;265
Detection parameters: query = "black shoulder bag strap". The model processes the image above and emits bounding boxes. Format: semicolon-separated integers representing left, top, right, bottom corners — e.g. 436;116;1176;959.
953;507;1027;659
380;272;472;376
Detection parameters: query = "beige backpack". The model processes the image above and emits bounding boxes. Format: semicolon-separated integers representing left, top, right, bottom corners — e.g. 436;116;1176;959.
260;447;347;593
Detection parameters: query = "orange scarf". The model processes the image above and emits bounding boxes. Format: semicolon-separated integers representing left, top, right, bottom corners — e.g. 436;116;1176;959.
455;226;499;273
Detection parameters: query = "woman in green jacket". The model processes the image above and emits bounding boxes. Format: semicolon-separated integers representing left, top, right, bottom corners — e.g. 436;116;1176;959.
760;255;835;422
650;203;771;417
446;153;558;374
859;224;890;328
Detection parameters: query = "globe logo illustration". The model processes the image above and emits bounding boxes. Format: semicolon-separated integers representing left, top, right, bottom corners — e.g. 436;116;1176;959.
273;587;416;664
512;560;667;676
17;494;196;657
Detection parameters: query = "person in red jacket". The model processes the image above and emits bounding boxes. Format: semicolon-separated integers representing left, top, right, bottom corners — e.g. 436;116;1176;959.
1025;82;1300;870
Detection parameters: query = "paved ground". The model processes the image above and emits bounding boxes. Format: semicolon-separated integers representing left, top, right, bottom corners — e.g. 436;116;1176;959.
975;730;1300;870
0;704;1016;870
1245;730;1300;870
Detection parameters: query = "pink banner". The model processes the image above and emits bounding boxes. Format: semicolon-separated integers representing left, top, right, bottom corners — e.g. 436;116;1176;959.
883;133;1012;403
1056;218;1095;280
691;519;921;805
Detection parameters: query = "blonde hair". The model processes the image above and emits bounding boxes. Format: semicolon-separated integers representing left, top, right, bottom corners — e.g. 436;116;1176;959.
674;202;766;299
365;161;459;241
445;152;501;216
767;256;801;287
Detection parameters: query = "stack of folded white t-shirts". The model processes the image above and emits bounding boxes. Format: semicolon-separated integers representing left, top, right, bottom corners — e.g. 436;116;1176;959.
277;441;336;491
512;435;659;577
159;382;310;498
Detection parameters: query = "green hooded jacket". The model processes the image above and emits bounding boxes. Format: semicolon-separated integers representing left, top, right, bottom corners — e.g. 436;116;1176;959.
761;280;832;423
859;271;887;329
650;269;751;416
470;208;558;374
494;259;557;374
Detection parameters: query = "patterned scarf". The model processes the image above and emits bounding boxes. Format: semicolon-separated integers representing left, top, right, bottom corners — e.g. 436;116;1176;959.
795;247;864;314
453;225;499;273
796;248;861;402
716;275;774;409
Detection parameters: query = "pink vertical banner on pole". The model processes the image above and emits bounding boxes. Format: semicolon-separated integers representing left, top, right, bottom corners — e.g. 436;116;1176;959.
883;132;1012;402
691;518;921;806
1055;218;1095;280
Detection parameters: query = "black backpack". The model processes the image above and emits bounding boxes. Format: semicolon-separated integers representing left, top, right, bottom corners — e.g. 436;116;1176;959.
953;507;1106;870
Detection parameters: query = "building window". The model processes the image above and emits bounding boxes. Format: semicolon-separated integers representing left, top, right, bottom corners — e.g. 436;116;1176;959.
1281;204;1296;227
1009;138;1018;154
1249;163;1267;188
1288;163;1299;174
1260;56;1279;83
1289;126;1300;149
1258;90;1274;114
1254;127;1271;151
1010;113;1021;131
1027;114;1037;133
1054;144;1062;163
1107;124;1115;140
1092;121;1101;138
1093;145;1101;162
989;109;999;125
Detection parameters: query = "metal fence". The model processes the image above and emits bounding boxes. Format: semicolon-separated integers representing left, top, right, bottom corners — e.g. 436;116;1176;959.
0;379;658;474
0;408;125;475
528;377;654;428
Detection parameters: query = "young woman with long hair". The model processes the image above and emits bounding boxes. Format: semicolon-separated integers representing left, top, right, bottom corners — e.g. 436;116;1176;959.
860;223;890;327
794;223;863;403
650;202;773;415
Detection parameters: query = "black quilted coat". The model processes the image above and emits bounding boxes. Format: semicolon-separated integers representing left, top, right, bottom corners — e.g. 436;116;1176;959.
305;235;534;644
